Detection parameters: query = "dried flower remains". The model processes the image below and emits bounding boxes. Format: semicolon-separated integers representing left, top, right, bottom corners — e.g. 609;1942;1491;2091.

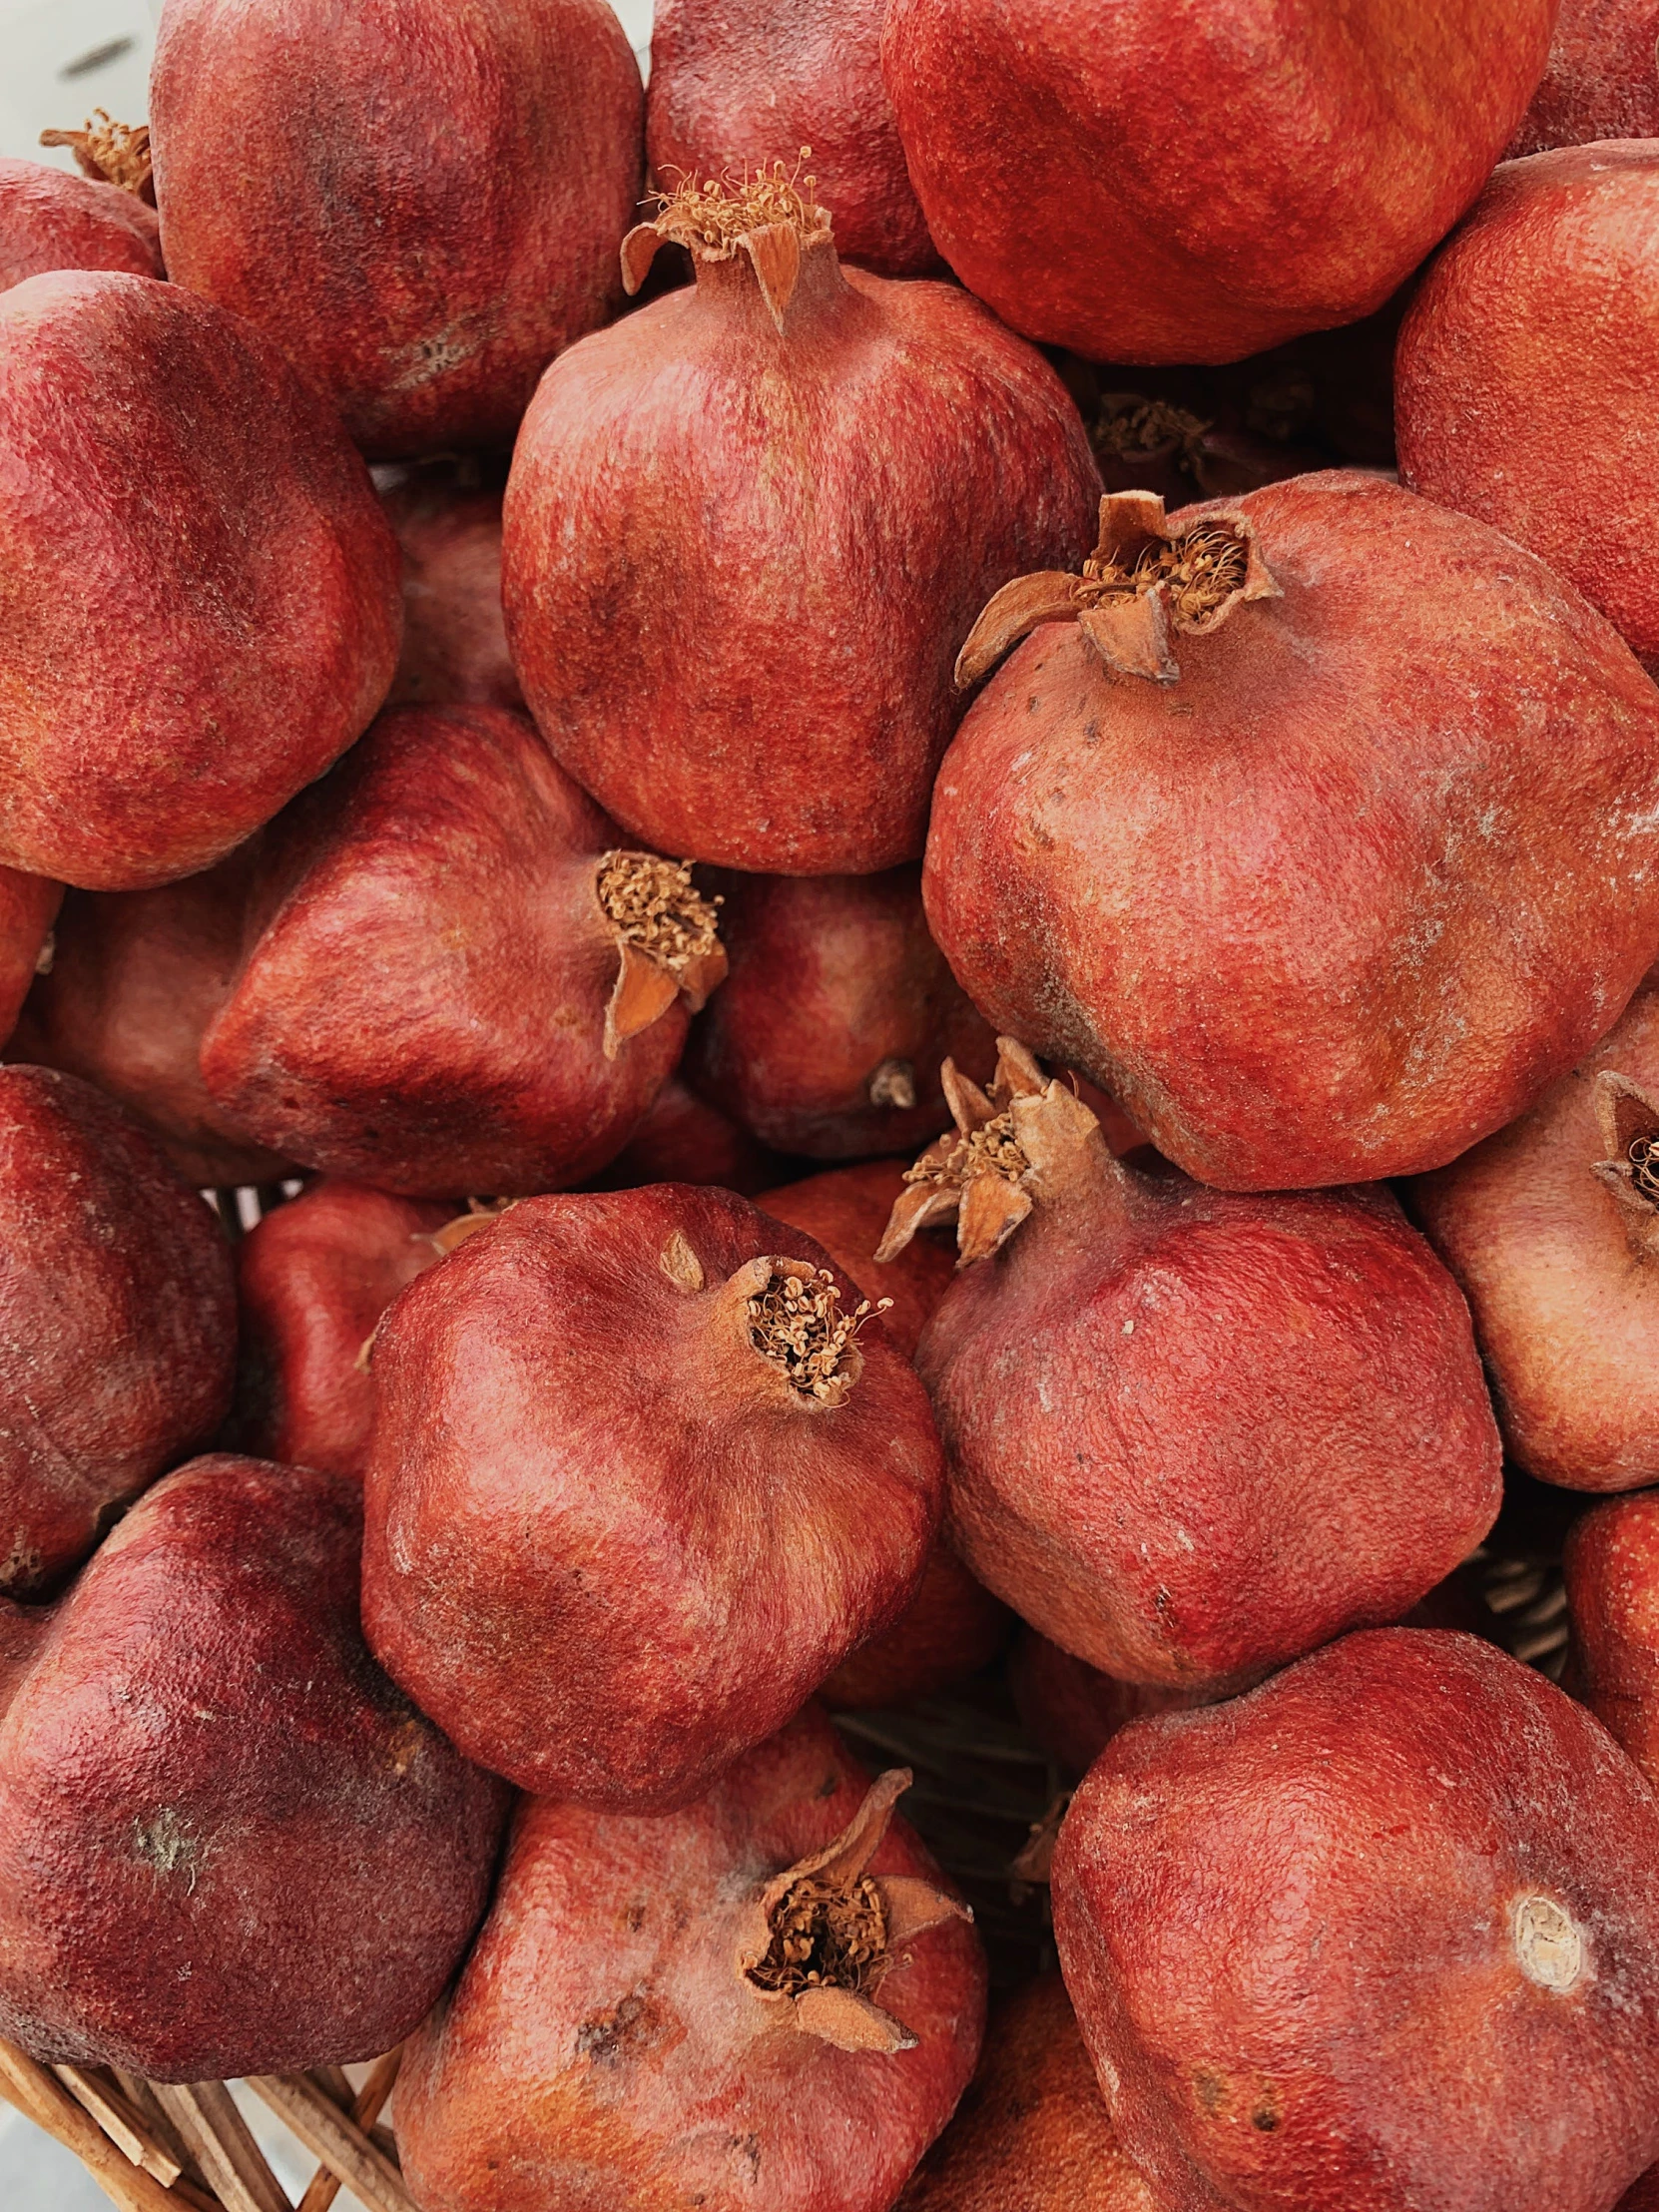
596;850;727;1058
746;1264;889;1404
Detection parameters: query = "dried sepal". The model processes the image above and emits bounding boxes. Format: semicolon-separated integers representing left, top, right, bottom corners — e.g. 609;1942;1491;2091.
742;1257;890;1406
622;155;831;332
1591;1070;1659;1259
40;111;155;203
597;851;726;1059
954;571;1088;691
659;1230;706;1294
421;1199;516;1257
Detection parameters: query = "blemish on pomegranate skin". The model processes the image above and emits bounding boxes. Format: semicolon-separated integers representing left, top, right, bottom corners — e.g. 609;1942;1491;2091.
1513;1893;1587;1989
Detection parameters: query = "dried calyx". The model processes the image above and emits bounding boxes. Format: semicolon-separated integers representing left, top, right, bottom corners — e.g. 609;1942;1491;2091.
746;1263;889;1404
622;153;833;333
39;112;155;204
955;488;1280;690
741;1769;969;2053
1592;1071;1659;1256
876;1037;1117;1268
597;851;727;1059
1094;393;1209;466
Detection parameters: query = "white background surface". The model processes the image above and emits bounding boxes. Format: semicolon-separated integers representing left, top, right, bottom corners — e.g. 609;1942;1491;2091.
0;2;654;2198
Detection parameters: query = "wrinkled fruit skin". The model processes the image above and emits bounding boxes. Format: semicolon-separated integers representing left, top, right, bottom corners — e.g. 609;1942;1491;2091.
0;271;401;889
396;1707;986;2212
504;242;1101;873
362;1185;943;1806
229;1181;450;1481
1398;145;1659;673
897;1974;1158;2211
926;473;1659;1189
0;157;162;291
919;1169;1500;1690
150;0;643;458
1053;1629;1659;2212
0;870;60;1050
880;0;1553;364
1507;0;1659;155
0;1453;508;2079
1010;1629;1209;1777
648;0;938;277
10;847;293;1187
1412;982;1659;1490
380;463;524;714
686;869;995;1158
0;1067;235;1598
1566;1491;1659;1787
591;1073;784;1197
200;705;682;1197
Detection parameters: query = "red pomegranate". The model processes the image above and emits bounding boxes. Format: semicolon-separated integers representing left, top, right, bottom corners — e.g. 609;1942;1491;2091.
0;156;161;290
502;166;1101;874
925;476;1659;1190
686;869;996;1158
1397;145;1659;673
361;1184;942;1807
592;1072;784;1196
1010;1630;1208;1778
379;461;523;714
1624;2167;1659;2211
880;0;1553;364
897;1974;1159;2212
150;0;643;459
9;848;292;1188
761;1160;1011;1709
647;0;937;277
1411;979;1659;1491
1507;1;1659;155
0;271;400;890
1565;1490;1659;1785
0;871;60;1048
0;1452;508;2080
200;705;723;1197
0;1067;235;1599
1053;1628;1659;2212
395;1709;985;2212
229;1181;453;1480
887;1042;1500;1692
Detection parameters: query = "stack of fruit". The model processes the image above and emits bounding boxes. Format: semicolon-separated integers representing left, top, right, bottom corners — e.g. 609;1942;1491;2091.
6;0;1659;2207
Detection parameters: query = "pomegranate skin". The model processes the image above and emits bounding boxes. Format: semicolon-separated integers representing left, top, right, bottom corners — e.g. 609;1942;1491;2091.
1507;1;1659;156
199;705;686;1198
0;157;162;290
0;1067;235;1599
1398;145;1659;673
880;0;1553;366
150;0;643;459
0;870;61;1049
380;464;524;714
503;235;1101;874
1052;1629;1659;2212
396;1708;985;2212
1565;1491;1659;1786
593;1073;785;1197
0;271;401;890
1623;2167;1659;2210
361;1185;943;1807
229;1181;451;1481
919;1154;1500;1691
686;870;996;1158
896;1975;1159;2212
1011;1630;1209;1777
648;0;937;277
0;1453;509;2080
1411;981;1659;1491
9;849;292;1188
925;473;1659;1190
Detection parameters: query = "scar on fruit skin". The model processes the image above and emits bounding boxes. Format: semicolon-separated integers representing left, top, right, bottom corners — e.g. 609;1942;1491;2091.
132;1807;204;1891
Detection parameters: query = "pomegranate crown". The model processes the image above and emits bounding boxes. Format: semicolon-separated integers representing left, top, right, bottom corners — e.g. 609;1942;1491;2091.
595;850;726;1060
1592;1070;1659;1257
956;489;1280;691
39;111;154;204
622;152;834;334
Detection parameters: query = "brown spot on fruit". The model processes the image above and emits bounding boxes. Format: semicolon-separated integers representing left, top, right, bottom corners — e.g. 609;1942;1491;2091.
1514;1893;1587;1990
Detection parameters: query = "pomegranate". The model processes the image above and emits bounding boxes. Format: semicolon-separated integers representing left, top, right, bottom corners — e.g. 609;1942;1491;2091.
880;0;1553;364
884;1041;1501;1692
149;0;643;459
1410;978;1659;1490
229;1181;452;1481
394;1708;985;2212
199;705;724;1198
9;848;292;1188
897;1974;1158;2212
0;270;400;890
0;157;160;291
926;476;1659;1190
1010;1630;1208;1777
502;165;1101;874
761;1160;1011;1708
1397;145;1659;673
1507;1;1659;155
379;460;523;714
647;0;937;277
686;869;996;1158
0;872;60;1049
361;1183;943;1807
0;1067;235;1599
1053;1628;1659;2212
1624;2168;1659;2211
0;1452;508;2080
592;1072;784;1197
1564;1490;1659;1784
